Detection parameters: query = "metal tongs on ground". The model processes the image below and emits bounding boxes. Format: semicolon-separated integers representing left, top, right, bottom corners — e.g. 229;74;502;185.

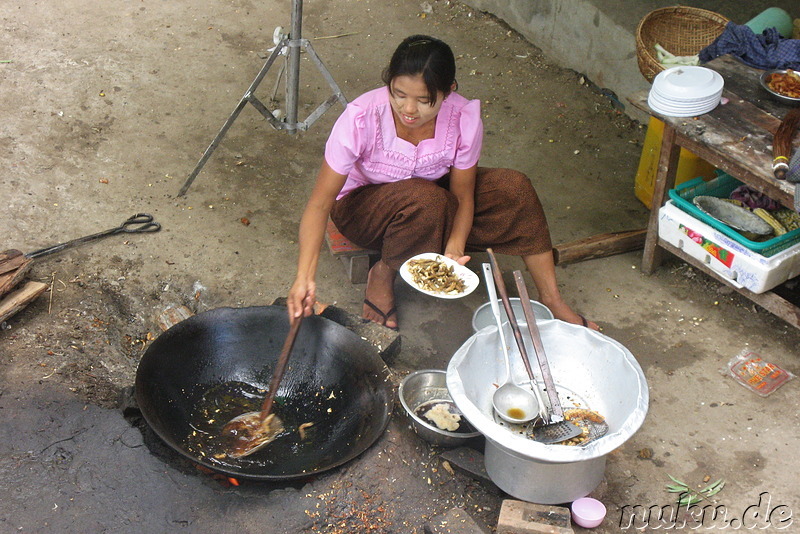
221;314;303;458
485;249;582;444
25;214;161;259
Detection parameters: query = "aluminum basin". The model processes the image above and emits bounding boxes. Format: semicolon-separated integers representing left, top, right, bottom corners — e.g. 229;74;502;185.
447;320;648;503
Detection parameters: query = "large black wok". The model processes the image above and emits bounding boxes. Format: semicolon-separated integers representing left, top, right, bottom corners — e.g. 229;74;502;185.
135;306;394;481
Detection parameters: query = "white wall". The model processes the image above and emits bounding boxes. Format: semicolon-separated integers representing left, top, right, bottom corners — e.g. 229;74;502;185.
462;0;652;121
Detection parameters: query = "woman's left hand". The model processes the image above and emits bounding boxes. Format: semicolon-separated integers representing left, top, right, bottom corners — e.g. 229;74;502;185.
445;252;471;266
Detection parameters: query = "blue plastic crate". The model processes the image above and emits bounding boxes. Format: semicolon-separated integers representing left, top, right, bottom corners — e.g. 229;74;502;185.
668;173;800;257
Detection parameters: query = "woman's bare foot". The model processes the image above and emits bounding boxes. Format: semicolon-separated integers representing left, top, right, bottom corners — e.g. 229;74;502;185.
542;298;600;331
363;259;398;329
521;251;599;331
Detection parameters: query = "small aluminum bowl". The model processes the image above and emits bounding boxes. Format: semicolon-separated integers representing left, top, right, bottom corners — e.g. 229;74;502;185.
759;70;800;106
398;369;482;447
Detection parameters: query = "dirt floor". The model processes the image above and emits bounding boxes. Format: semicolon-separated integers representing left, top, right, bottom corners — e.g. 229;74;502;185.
2;0;800;532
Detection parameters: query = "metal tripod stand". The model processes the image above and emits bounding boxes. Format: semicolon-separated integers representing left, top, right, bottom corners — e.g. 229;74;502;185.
178;0;347;196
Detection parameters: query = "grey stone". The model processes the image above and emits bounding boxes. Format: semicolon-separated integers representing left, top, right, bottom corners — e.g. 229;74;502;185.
319;304;402;365
440;446;496;488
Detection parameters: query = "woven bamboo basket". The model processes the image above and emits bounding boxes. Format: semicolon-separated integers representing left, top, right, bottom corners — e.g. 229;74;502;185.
636;6;730;83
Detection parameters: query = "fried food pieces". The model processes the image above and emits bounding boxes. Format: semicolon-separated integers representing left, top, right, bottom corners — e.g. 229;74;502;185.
767;69;800;99
407;256;466;294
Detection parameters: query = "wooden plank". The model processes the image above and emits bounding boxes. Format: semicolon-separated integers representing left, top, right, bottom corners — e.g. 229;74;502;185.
0;256;33;298
706;55;792;120
553;229;646;266
0;281;48;324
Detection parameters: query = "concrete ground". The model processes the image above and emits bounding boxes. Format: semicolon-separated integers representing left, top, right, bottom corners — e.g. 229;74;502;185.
1;0;799;532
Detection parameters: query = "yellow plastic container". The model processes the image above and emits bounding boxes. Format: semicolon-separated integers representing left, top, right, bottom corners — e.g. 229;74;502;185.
634;117;717;208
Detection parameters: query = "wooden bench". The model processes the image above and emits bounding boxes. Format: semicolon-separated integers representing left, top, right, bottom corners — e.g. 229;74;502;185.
325;219;379;284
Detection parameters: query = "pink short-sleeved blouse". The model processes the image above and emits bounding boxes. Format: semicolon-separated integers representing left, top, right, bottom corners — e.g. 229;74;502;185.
324;87;483;200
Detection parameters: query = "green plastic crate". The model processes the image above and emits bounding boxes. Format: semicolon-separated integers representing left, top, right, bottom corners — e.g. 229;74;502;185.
668;173;800;257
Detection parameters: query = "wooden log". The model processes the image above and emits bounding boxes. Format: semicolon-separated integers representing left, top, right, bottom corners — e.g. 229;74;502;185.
157;305;194;331
0;256;33;298
0;249;26;276
0;281;48;324
553;228;647;266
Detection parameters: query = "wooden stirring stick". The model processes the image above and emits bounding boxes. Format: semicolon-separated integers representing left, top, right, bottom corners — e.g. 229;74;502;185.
221;313;304;458
258;313;304;422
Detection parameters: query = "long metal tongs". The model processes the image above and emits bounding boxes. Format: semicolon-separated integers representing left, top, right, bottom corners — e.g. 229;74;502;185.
26;214;161;259
512;271;582;444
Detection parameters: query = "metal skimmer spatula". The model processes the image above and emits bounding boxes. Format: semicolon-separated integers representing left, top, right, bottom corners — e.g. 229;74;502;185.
515;272;609;445
512;272;582;444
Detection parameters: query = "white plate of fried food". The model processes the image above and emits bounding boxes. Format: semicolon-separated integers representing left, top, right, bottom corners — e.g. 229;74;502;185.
400;253;479;299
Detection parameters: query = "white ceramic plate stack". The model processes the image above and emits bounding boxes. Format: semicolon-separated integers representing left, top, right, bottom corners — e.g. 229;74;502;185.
647;66;724;117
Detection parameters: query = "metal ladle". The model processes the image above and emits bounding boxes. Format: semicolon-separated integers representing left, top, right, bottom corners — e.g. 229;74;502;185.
482;263;540;424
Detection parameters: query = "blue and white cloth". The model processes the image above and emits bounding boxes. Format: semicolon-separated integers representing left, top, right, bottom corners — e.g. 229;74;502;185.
699;22;800;70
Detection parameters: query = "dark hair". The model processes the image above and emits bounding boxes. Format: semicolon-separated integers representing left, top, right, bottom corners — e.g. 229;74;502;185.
381;35;456;105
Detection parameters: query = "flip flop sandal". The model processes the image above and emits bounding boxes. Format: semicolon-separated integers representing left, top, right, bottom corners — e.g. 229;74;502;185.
578;314;601;331
363;299;399;331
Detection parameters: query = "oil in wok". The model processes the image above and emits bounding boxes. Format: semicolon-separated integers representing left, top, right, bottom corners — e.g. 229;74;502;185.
183;381;349;471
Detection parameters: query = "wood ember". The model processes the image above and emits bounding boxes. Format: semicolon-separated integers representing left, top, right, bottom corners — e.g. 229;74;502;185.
0;281;48;323
0;249;47;324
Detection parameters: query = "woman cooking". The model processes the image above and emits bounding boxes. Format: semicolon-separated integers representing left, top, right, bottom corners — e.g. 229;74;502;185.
288;35;599;331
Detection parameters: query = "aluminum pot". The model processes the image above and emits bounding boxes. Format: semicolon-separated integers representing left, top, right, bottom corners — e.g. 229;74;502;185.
447;319;648;504
471;298;554;333
484;438;606;504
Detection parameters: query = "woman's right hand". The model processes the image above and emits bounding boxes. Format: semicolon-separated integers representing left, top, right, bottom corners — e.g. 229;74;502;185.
288;277;316;319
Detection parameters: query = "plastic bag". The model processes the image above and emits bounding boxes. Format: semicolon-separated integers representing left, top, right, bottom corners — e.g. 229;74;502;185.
723;350;795;397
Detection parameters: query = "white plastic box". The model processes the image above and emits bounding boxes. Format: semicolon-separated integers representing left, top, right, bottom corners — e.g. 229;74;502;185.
658;201;800;294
